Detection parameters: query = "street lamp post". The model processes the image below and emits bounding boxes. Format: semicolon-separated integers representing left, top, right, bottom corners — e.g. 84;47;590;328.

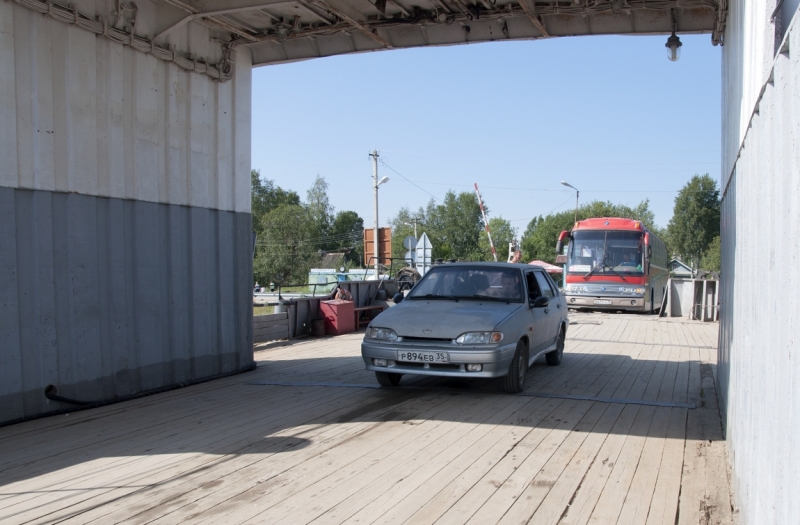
370;150;389;279
560;181;579;225
404;217;420;238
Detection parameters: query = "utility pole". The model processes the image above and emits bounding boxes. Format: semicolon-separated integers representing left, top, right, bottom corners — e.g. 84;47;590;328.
369;151;389;278
371;151;379;278
405;217;420;238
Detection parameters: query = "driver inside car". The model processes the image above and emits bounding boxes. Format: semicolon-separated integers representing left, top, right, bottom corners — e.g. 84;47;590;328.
497;272;522;300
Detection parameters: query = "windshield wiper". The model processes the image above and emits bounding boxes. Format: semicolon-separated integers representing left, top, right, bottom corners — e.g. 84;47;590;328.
410;294;459;301
469;294;512;304
582;260;628;282
603;264;628;282
582;263;603;281
582;252;627;282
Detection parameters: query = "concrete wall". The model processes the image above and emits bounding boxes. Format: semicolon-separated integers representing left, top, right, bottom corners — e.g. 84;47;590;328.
719;1;800;523
0;0;254;424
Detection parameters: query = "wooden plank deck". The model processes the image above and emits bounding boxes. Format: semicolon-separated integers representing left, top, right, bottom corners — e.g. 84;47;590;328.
0;312;735;524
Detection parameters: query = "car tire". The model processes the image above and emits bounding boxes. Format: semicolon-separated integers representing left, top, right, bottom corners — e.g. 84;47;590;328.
504;340;529;394
375;371;402;387
546;327;565;366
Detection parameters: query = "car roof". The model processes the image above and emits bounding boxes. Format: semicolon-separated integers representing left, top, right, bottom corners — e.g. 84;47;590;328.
430;262;544;271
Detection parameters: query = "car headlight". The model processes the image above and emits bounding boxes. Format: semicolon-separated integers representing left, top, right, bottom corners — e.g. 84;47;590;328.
366;327;398;341
456;332;504;344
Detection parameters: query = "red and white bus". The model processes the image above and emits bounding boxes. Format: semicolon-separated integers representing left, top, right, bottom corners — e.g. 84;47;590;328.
555;218;668;313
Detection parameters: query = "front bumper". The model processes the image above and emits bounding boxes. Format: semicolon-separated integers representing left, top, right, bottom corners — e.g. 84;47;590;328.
361;340;518;378
564;295;645;310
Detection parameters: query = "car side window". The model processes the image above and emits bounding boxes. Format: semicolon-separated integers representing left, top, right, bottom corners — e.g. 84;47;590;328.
525;272;541;301
544;272;560;295
534;272;555;299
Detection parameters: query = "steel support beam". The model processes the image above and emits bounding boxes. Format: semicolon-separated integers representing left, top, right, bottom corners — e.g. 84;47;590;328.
517;0;549;37
306;0;393;47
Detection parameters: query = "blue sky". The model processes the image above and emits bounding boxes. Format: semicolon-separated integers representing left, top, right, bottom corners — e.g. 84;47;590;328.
251;33;721;234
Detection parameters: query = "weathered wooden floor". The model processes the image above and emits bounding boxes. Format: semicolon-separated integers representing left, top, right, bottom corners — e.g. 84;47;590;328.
0;312;734;524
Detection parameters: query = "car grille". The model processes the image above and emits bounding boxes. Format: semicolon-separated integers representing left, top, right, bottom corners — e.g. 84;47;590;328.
398;362;462;371
399;336;453;343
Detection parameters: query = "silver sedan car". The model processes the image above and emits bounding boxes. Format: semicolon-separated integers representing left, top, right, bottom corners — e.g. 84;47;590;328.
361;263;568;393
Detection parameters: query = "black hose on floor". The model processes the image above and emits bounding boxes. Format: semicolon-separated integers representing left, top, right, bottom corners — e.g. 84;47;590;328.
0;362;257;429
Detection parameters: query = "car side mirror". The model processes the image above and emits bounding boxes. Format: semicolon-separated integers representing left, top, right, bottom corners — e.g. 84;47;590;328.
392;292;404;304
531;296;549;308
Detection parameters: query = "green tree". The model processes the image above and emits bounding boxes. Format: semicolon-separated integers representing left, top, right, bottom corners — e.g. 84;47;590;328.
700;235;721;272
389;206;427;262
329;210;365;267
478;217;517;261
251;169;300;238
425;191;484;261
253;204;318;286
667;174;720;270
521;212;573;264
306;175;334;241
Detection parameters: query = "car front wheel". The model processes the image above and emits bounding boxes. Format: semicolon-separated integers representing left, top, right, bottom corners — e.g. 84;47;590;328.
504;339;529;394
375;371;402;387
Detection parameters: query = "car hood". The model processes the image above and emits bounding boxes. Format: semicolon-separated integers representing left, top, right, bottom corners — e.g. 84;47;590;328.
373;300;522;339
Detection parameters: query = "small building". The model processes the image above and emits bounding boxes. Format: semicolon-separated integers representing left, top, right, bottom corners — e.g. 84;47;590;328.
669;259;694;278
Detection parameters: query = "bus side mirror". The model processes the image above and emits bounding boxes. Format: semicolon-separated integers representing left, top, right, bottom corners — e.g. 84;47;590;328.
646;246;652;259
393;293;404;304
556;230;569;254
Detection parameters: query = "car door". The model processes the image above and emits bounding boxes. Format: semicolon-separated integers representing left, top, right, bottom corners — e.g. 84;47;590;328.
533;271;560;347
524;271;551;354
544;271;568;328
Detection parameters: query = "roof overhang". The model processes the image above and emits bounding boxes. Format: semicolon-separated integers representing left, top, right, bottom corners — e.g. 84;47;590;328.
154;0;727;67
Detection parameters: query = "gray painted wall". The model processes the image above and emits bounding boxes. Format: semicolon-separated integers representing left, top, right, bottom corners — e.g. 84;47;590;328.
0;187;254;424
719;2;800;523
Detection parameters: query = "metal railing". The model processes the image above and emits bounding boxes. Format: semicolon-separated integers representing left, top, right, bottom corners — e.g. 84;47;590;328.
364;256;415;278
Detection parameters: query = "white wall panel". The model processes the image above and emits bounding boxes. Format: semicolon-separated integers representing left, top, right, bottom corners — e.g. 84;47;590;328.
722;0;776;187
1;0;252;213
720;4;800;524
0;0;19;189
234;46;252;214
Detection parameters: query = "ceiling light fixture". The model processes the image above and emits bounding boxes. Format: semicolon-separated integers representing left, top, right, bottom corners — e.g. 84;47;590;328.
665;9;682;61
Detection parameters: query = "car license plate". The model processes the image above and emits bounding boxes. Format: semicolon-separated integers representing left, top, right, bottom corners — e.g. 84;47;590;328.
397;351;449;364
593;299;613;305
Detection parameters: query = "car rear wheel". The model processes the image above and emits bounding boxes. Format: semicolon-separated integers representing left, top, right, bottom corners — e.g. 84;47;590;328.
375;371;402;387
504;340;529;394
546;327;565;366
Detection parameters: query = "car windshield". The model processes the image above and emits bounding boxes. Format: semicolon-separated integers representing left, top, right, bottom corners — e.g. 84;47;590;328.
568;230;644;275
406;266;524;303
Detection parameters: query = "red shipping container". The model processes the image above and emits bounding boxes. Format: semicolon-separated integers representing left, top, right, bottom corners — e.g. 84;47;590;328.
319;300;355;336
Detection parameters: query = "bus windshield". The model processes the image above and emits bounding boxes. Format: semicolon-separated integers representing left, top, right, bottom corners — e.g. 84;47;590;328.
568;230;644;275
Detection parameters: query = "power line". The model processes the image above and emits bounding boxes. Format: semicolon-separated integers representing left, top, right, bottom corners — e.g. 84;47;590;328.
378;158;442;202
400;180;720;194
255;231;363;248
